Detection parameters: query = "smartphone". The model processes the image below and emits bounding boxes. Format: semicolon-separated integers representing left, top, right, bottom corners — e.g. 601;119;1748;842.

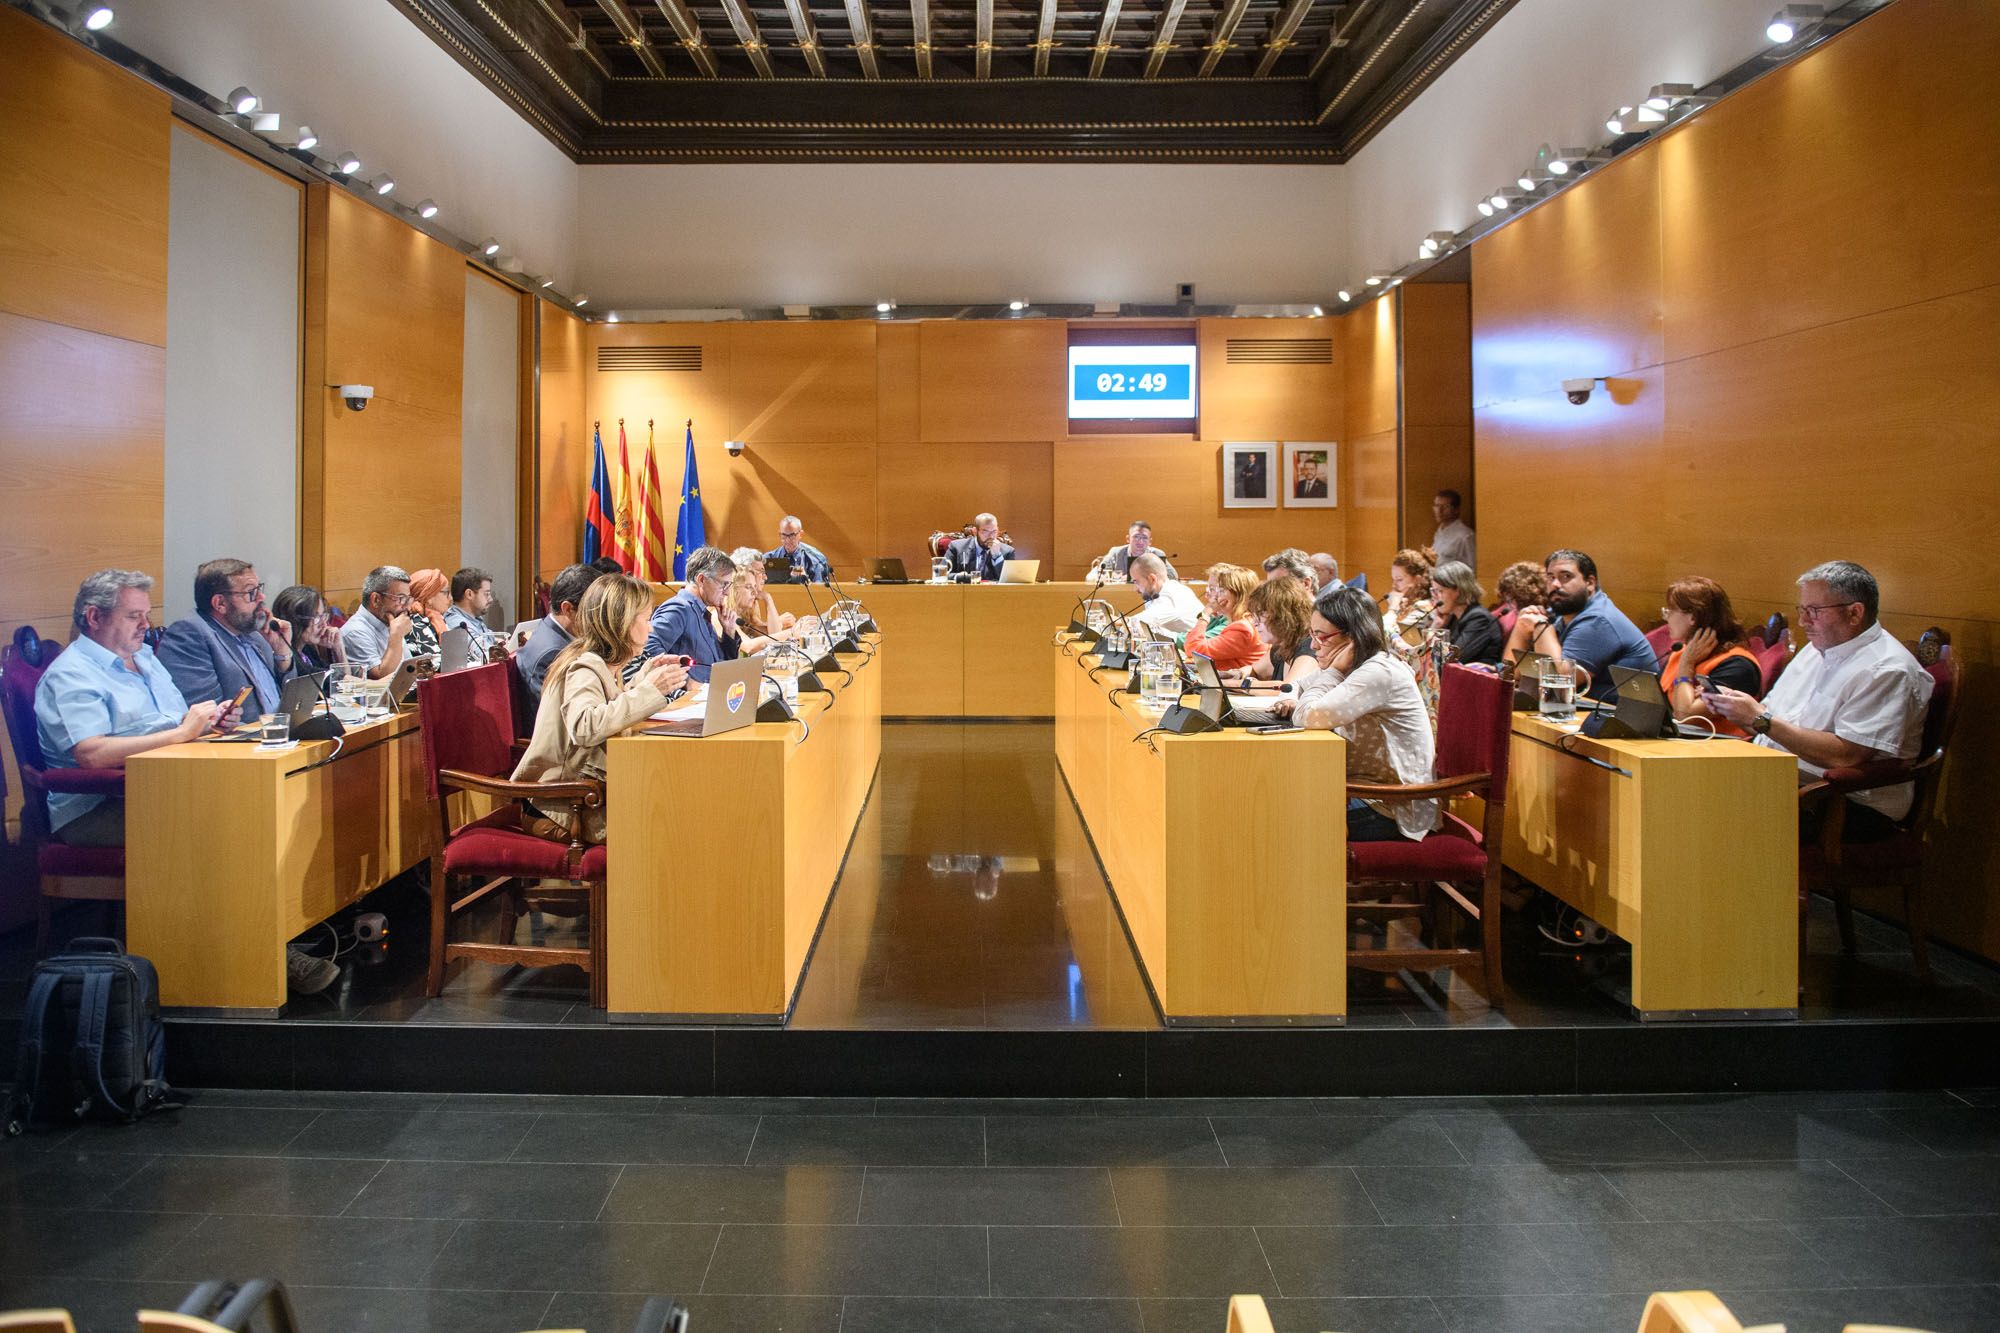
1249;723;1299;735
210;685;254;729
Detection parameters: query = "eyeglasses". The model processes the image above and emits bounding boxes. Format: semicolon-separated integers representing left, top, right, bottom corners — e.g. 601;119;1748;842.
226;583;265;601
384;592;411;609
1797;601;1859;620
1309;628;1344;644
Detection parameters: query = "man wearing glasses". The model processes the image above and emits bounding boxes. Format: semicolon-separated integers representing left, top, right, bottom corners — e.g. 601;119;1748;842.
1705;560;1932;839
645;545;741;683
762;515;833;585
338;565;415;679
156;558;298;723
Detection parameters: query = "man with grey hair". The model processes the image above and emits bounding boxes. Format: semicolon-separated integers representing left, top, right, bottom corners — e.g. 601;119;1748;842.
34;569;220;847
339;565;414;679
1128;551;1205;638
1309;552;1341;594
1706;559;1932;836
1261;549;1314;590
645;545;741;682
946;512;1013;582
762;515;832;584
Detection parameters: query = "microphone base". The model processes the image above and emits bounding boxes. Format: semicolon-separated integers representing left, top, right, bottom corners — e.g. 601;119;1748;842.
756;695;796;722
798;671;832;694
1157;703;1223;735
295;713;345;741
1096;650;1132;671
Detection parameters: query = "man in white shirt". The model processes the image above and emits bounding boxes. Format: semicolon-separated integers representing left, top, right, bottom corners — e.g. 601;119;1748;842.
1706;560;1932;836
1127;552;1204;638
1431;490;1476;570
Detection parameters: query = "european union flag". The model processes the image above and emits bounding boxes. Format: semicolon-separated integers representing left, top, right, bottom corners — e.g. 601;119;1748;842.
672;420;705;580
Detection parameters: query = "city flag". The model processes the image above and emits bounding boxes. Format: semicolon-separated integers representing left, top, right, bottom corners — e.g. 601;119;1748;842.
672;420;705;580
583;422;620;564
612;420;637;573
634;419;669;581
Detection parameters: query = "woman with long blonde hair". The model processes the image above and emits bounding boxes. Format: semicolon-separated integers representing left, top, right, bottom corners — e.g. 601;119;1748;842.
1183;563;1264;671
512;574;688;843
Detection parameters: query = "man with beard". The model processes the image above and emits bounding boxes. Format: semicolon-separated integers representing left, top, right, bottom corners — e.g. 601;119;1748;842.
157;557;298;723
1502;548;1656;701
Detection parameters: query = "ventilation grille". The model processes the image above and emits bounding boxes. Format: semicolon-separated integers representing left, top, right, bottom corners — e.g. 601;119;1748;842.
1224;338;1333;365
597;345;702;372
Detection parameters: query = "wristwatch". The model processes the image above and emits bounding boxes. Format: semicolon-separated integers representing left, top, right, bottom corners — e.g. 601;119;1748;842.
1751;711;1774;736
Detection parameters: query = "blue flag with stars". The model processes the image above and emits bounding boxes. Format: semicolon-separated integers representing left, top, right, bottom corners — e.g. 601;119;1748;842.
672;420;704;580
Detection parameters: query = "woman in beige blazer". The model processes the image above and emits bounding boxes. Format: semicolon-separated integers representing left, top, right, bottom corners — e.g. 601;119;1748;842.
512;574;688;843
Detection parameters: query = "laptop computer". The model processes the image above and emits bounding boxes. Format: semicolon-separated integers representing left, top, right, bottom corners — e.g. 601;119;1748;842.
1583;664;1710;739
997;559;1040;585
277;671;327;727
644;653;765;738
866;557;910;583
764;557;798;585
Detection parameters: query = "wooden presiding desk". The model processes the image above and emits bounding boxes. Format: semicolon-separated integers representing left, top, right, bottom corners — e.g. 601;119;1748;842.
1051;637;1347;1025
605;641;881;1020
126;711;435;1012
1503;713;1800;1019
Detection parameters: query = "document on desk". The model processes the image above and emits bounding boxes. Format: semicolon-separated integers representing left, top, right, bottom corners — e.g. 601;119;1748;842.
650;692;707;723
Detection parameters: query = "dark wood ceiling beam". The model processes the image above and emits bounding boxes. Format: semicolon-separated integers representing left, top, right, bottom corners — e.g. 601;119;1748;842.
592;0;669;75
648;0;720;76
1089;0;1123;78
779;0;829;76
524;0;615;77
975;0;994;79
844;0;882;79
717;0;775;76
911;0;934;77
1310;0;1375;78
1144;0;1188;78
1198;0;1252;76
1255;0;1316;77
1032;0;1057;76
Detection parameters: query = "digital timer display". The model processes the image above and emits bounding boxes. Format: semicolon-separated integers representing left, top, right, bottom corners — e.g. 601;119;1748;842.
1066;344;1199;422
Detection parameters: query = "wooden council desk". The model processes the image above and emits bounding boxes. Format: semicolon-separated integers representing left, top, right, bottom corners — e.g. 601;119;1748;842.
1051;638;1347;1025
126;712;435;1013
604;641;881;1021
1503;713;1800;1019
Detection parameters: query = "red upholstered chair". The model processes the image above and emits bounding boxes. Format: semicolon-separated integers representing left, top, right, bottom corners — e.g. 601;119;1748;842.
0;641;127;953
1798;628;1960;980
1754;633;1794;694
1345;663;1514;1003
1644;622;1673;661
416;662;607;1007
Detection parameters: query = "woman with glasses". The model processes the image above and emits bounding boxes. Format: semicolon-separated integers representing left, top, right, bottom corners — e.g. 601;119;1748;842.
1183;564;1264;671
1223;575;1317;690
404;568;451;660
1275;586;1439;843
271;585;345;674
1658;575;1762;735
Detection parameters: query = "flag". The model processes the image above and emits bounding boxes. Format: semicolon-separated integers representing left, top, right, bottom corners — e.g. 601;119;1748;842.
612;420;637;573
672;420;705;580
634;419;670;582
583;422;619;564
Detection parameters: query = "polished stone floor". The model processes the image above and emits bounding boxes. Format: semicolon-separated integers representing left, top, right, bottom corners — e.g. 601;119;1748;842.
3;1086;1998;1331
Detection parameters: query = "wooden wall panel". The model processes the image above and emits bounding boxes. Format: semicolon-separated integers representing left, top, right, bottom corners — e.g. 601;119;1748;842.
1343;429;1399;587
0;6;169;348
588;322;732;454
1660;0;2000;364
1197;316;1342;441
1400;283;1474;552
1339;297;1399;582
875;322;920;442
302;186;464;603
919;321;1065;442
1343;294;1399;438
726;321;877;443
875;440;1053;576
536;303;588;581
697;440;880;572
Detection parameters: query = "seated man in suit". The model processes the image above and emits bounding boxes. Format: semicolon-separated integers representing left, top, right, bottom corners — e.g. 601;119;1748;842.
946;512;1014;582
1128;552;1206;638
155;558;297;723
1503;548;1658;701
518;563;600;702
1704;560;1932;842
761;515;833;584
338;565;414;679
444;565;500;661
645;545;741;683
1096;520;1176;582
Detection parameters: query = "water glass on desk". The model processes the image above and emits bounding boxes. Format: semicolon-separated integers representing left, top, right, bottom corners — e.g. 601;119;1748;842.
1137;641;1179;714
1538;658;1579;721
329;665;369;723
257;710;290;748
930;556;950;583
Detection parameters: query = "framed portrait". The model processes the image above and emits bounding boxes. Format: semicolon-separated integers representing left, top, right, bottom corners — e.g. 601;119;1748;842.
1283;442;1338;508
1221;441;1278;509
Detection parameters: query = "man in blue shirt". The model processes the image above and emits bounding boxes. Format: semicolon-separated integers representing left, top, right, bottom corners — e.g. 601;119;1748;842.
946;512;1015;582
444;566;499;666
645;546;741;683
761;515;833;584
1505;548;1658;701
338;565;414;679
156;558;297;723
35;570;221;846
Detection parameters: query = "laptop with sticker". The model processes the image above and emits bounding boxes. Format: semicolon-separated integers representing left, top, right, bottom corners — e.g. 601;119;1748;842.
644;652;765;738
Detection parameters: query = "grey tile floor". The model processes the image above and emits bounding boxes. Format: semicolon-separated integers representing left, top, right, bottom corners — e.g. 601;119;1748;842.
4;1088;1998;1332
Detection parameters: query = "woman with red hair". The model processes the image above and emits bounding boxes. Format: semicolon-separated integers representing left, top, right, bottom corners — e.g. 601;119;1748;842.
405;568;450;661
1659;575;1762;735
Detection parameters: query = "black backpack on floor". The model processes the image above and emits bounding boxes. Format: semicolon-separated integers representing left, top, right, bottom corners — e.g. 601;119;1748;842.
5;937;183;1135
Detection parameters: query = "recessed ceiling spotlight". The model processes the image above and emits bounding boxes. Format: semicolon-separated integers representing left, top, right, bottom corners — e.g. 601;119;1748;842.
1336;289;1353;302
480;237;500;256
415;198;438;219
574;295;589;307
371;175;395;196
1310;305;1323;317
334;150;361;174
1767;4;1822;43
606;311;619;323
539;277;555;288
1008;300;1026;312
79;5;114;30
876;301;894;314
227;86;259;116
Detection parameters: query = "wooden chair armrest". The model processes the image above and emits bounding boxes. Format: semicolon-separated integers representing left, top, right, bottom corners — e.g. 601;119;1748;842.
439;769;604;807
1815;759;1915;794
1346;771;1491;801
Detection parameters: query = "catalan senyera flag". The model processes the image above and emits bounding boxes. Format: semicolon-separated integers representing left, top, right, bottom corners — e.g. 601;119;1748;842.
582;422;619;565
611;420;637;573
634;419;670;582
671;420;705;581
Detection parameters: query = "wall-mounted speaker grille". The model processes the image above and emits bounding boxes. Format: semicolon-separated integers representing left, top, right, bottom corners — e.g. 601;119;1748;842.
597;345;702;372
1224;338;1333;365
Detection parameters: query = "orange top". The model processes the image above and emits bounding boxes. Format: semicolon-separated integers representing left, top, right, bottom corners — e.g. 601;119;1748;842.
1186;619;1265;672
1660;643;1761;737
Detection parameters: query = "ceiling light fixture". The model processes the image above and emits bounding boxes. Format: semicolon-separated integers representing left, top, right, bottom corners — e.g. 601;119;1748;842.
79;5;114;30
1310;305;1324;317
334;150;361;174
1489;191;1512;210
415;198;438;219
226;86;259;115
1767;5;1821;43
1008;300;1026;312
573;295;589;307
1606;106;1636;134
1336;289;1352;303
1364;275;1386;287
1645;82;1696;111
480;237;500;256
371;175;395;196
1425;231;1456;251
1476;199;1495;218
876;301;894;314
606;312;619;323
540;277;555;288
292;125;318;151
1516;167;1540;191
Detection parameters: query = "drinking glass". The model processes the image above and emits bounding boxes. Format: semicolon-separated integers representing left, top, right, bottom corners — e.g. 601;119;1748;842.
1538;659;1578;721
258;711;290;747
1138;641;1179;714
930;556;950;583
330;664;369;722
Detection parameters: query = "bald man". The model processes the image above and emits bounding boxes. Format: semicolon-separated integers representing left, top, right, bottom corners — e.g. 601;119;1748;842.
761;515;832;584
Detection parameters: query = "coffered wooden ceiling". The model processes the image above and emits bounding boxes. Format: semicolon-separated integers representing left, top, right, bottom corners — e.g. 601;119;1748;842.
393;0;1515;161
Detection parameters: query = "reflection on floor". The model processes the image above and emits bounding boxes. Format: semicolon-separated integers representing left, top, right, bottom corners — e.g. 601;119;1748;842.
5;722;2000;1031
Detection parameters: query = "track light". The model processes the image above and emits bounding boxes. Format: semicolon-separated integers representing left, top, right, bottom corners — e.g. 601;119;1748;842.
1364;275;1386;288
1336;289;1352;303
292;125;318;151
1477;199;1495;218
1767;4;1821;43
479;237;500;256
1606;106;1635;134
1645;83;1696;111
79;6;114;31
1489;191;1511;210
226;86;259;115
1516;168;1539;191
539;277;555;288
1008;300;1026;312
573;295;589;307
606;312;619;323
875;301;894;314
414;198;438;219
1425;231;1456;251
334;150;361;174
371;175;395;196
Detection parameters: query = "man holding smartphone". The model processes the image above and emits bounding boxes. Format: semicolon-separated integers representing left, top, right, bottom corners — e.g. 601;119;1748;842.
157;557;296;723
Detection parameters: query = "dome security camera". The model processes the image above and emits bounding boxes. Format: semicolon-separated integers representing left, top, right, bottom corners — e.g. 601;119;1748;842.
1561;377;1599;406
725;439;747;457
337;384;375;412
